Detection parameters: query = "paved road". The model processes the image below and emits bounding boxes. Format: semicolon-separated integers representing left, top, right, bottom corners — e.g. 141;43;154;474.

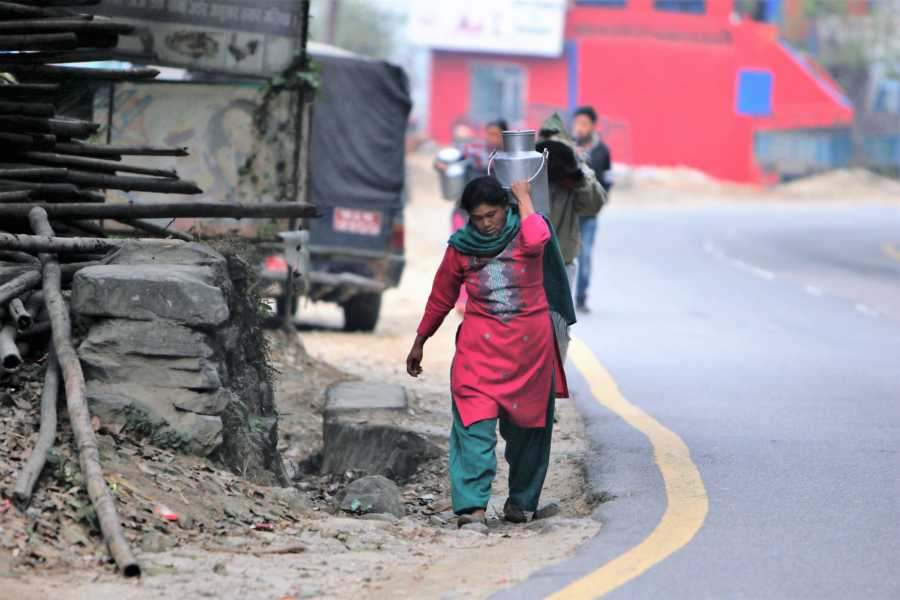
500;203;900;599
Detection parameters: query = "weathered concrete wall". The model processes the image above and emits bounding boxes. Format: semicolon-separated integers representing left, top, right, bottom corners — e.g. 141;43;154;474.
72;242;286;485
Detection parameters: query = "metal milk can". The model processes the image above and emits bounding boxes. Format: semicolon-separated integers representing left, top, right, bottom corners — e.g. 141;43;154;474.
434;147;470;200
488;130;550;216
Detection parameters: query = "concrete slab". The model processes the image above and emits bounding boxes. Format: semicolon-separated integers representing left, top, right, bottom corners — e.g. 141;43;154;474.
324;381;408;415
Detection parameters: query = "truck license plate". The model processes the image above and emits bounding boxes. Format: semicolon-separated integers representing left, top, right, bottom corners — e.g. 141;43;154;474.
333;208;382;236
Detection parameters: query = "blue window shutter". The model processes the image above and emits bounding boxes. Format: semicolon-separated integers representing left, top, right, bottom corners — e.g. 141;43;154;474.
737;69;774;117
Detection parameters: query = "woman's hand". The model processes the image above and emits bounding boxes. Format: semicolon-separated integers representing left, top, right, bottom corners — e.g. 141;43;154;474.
406;336;426;377
510;179;535;218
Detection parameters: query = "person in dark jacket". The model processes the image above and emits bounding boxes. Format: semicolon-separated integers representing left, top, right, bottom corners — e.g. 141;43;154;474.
571;106;613;313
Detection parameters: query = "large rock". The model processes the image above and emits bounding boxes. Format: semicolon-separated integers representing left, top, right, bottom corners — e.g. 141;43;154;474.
73;245;286;485
107;242;229;280
172;388;234;416
79;352;222;390
321;382;446;482
87;383;223;456
338;475;404;518
79;319;215;359
71;265;229;327
325;381;408;413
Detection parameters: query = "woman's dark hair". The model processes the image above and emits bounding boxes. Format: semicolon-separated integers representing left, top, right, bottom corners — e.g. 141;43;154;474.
460;176;508;213
486;119;509;131
574;105;598;123
536;140;584;184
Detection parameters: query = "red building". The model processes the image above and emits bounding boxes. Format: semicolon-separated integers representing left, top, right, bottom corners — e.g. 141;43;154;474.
425;1;854;184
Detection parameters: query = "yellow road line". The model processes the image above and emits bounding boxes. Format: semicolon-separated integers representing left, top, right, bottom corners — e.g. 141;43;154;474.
884;242;900;262
549;338;709;600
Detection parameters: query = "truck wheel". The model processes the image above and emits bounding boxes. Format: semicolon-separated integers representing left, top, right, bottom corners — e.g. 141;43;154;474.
342;293;382;332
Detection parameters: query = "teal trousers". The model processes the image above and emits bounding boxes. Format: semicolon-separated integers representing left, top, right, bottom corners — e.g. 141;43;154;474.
449;393;555;514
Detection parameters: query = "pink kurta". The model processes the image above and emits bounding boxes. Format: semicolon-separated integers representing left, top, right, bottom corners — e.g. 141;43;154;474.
417;213;568;428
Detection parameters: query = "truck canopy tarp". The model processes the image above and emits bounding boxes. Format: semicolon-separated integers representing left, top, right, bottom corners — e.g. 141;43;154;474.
310;53;411;210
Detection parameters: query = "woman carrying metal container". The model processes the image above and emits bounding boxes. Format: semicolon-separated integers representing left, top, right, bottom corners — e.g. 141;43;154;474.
405;175;575;526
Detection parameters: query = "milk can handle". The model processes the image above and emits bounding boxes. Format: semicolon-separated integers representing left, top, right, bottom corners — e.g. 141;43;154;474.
487;149;548;184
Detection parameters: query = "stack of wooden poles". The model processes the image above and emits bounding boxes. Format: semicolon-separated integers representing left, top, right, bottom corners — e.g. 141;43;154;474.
0;0;316;578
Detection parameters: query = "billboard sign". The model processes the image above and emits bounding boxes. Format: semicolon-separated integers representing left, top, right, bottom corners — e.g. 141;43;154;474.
408;0;567;58
94;0;303;75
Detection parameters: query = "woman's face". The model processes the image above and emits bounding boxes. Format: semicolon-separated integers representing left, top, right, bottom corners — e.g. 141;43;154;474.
469;203;507;237
485;125;503;151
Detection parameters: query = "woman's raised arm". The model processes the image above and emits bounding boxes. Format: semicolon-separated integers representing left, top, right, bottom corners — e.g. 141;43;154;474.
511;179;549;252
510;179;535;219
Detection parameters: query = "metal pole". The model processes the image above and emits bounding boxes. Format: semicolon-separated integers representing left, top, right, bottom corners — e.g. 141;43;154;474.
281;0;312;330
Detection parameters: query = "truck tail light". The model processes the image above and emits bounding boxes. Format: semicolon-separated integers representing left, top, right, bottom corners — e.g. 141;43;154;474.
390;221;405;253
265;254;289;273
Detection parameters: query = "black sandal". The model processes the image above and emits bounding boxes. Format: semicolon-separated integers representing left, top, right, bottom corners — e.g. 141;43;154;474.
503;499;528;523
457;512;487;528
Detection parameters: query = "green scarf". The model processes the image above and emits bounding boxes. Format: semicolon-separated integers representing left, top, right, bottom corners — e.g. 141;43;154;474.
448;207;577;326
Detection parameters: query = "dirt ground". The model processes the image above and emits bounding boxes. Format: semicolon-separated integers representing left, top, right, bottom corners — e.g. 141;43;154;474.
0;151;601;600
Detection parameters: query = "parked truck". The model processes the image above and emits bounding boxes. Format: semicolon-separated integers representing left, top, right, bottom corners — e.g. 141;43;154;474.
261;44;411;331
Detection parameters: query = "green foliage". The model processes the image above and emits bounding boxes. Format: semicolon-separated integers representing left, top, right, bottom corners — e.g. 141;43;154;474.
266;59;322;94
47;448;83;487
75;504;100;531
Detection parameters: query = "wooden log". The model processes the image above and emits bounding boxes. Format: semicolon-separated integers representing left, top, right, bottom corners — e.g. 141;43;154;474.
0;100;56;117
0;167;67;180
0;1;88;19
0;263;34;284
24;290;43;321
1;185;107;205
14;0;101;7
11;349;58;507
0;115;98;138
0;49;112;65
0;201;320;220
0;250;39;264
24;191;106;204
0;180;81;197
65;171;202;194
0;132;57;151
57;218;104;237
0;269;40;306
53;142;187;158
115;218;196;242
0;189;31;202
29;207;140;577
0;231;172;254
12;64;157;81
0;323;20;370
8;297;32;330
0;83;60;98
0;31;77;50
0;19;130;35
12;151;177;178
